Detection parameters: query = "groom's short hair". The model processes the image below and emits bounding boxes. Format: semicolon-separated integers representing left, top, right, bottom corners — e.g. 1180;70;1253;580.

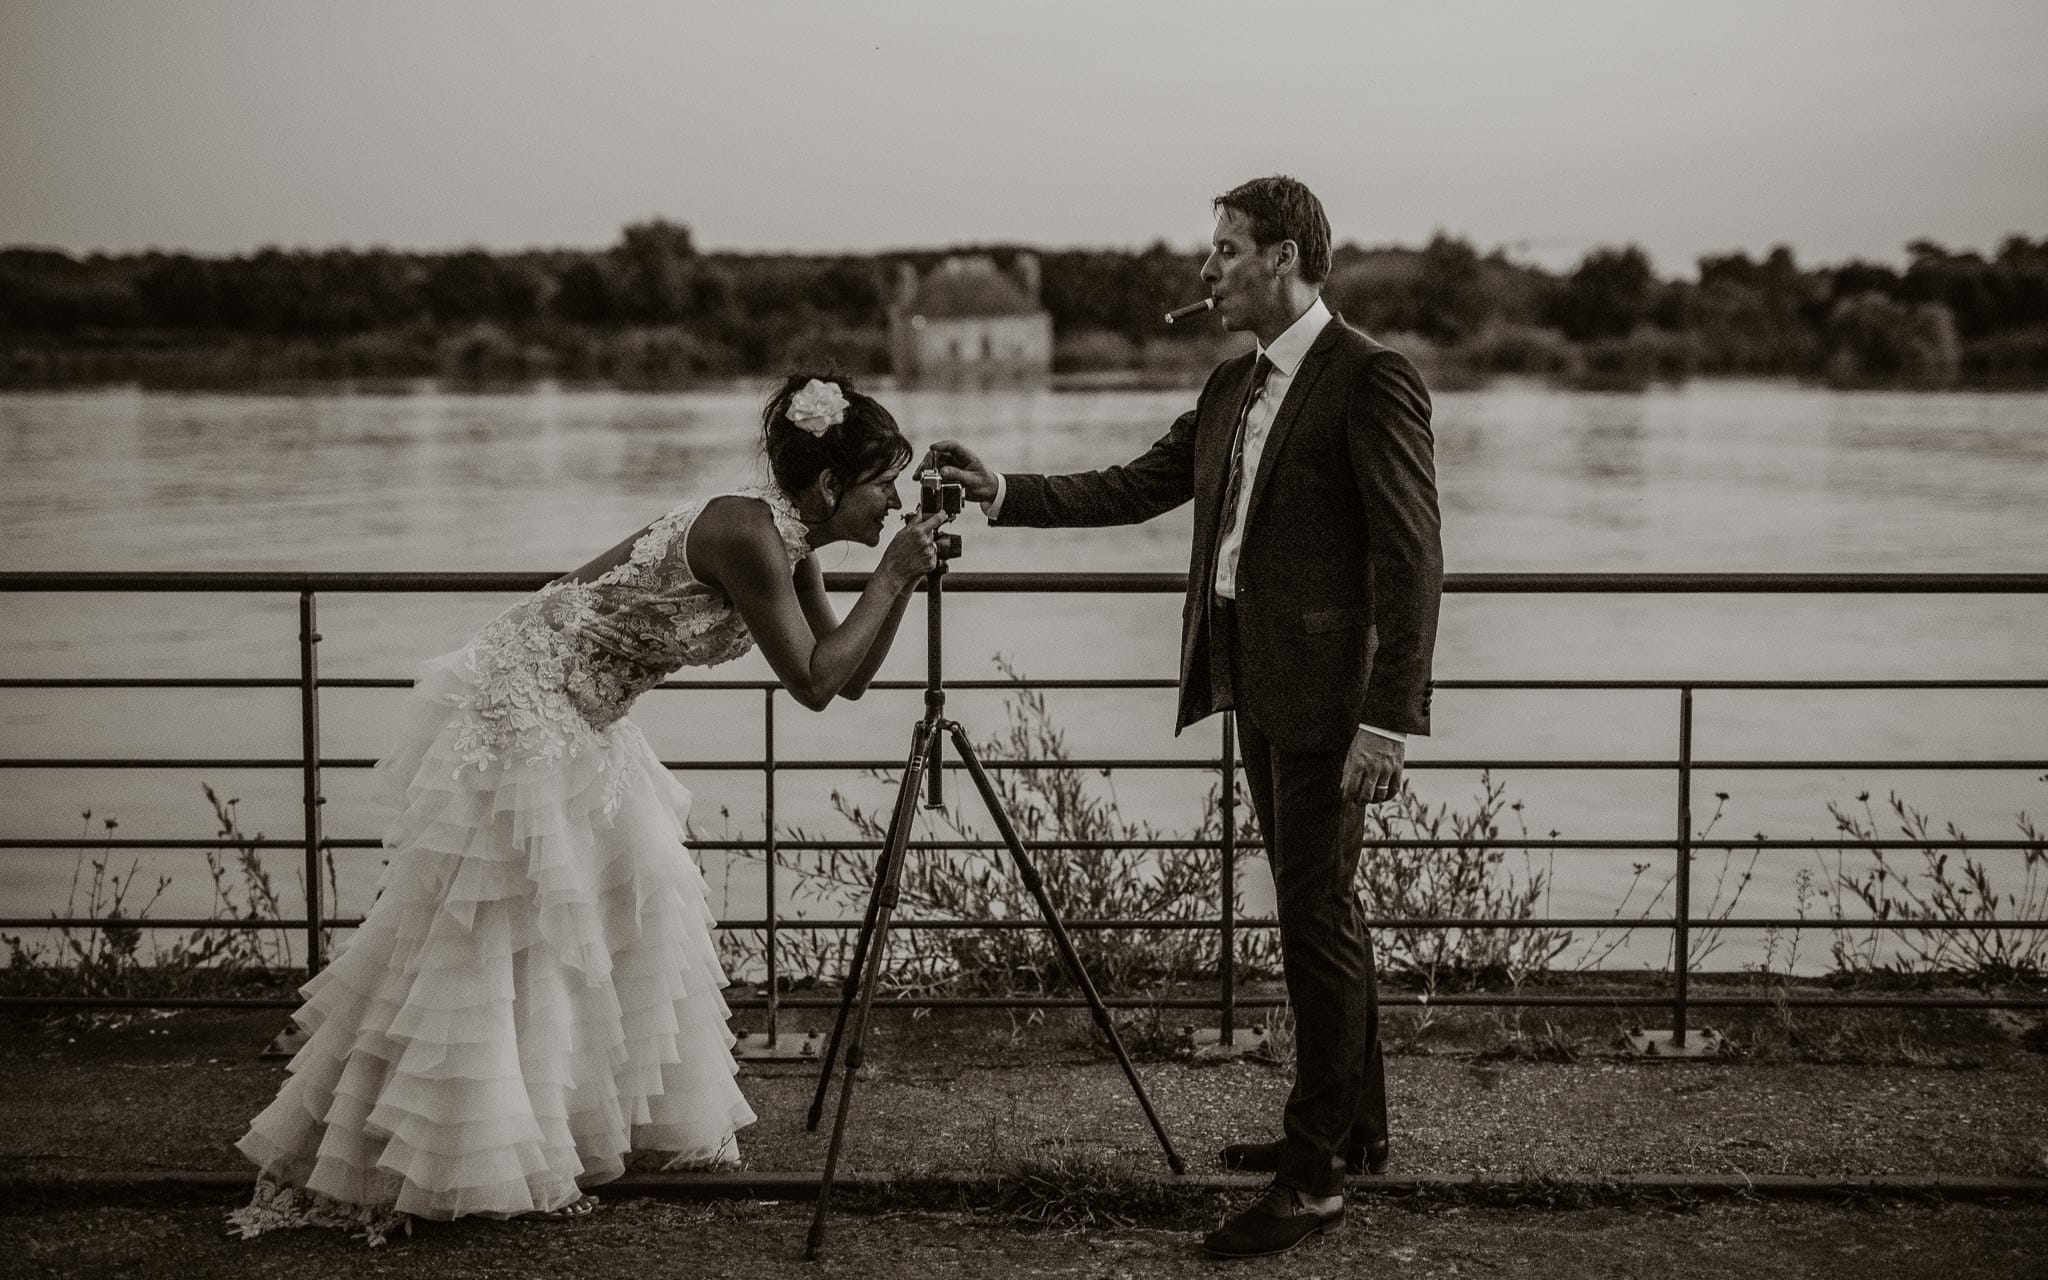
1215;176;1332;285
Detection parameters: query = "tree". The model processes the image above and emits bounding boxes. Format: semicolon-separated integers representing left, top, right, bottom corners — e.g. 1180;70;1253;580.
612;219;696;323
1900;240;2009;338
1825;292;1960;387
135;254;225;327
1323;248;1424;337
1553;246;1657;341
553;259;619;325
422;251;538;324
1995;236;2048;327
1411;233;1492;342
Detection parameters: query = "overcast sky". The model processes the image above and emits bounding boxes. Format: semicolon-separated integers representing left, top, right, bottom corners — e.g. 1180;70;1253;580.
3;0;2043;273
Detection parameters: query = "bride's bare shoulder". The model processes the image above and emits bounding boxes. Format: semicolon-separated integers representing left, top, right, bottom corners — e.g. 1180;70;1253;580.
685;493;788;586
691;493;780;543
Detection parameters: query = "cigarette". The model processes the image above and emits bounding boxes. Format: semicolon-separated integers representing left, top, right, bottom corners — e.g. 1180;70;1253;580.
1163;297;1215;325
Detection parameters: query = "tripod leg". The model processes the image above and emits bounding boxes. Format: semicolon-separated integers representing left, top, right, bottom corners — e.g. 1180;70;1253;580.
805;720;928;1132
804;718;938;1261
945;722;1187;1175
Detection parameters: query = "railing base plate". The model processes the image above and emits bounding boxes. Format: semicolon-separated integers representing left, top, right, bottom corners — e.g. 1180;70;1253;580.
260;1025;309;1060
733;1029;825;1062
1621;1027;1730;1059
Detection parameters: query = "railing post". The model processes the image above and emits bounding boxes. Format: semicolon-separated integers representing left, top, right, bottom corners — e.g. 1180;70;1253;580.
764;688;779;1047
298;591;325;975
1673;686;1693;1047
1219;714;1237;1047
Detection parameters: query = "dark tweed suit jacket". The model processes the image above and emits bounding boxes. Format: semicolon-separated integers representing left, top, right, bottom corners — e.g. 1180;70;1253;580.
995;315;1442;754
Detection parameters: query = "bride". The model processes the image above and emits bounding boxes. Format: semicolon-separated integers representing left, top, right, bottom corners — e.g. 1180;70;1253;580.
229;373;949;1243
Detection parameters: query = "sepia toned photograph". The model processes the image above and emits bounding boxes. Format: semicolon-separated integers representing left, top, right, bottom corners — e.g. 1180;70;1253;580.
2;1;2044;1274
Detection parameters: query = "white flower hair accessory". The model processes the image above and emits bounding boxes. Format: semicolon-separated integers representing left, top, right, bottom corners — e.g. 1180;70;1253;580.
786;378;849;437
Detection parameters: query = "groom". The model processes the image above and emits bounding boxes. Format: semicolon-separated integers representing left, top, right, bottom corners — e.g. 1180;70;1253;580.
927;175;1442;1258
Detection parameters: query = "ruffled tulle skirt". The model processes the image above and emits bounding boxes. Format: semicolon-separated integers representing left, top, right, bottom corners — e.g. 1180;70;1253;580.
230;647;754;1233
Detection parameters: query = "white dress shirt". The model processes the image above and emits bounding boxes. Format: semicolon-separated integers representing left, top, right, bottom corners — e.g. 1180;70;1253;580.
1212;295;1328;601
984;294;1405;745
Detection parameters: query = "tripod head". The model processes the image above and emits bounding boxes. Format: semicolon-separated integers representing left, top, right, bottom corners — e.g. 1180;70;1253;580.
919;468;964;562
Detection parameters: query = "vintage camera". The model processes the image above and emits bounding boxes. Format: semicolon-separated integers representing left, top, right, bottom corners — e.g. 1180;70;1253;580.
919;468;964;518
919;468;964;561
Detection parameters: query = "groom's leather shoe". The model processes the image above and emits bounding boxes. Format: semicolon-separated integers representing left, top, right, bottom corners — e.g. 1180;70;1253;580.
1201;1183;1344;1259
1218;1137;1389;1176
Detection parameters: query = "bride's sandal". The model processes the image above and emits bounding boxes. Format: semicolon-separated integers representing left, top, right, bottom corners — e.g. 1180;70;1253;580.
535;1194;600;1220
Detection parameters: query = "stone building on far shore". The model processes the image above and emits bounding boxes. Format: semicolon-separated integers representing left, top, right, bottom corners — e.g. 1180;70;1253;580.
887;254;1052;385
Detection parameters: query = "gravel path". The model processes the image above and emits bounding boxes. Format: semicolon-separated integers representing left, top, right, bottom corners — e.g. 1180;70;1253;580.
5;1000;2046;1276
7;1006;2046;1182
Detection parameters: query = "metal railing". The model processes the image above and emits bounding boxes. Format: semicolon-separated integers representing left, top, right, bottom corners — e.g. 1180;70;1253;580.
3;570;2046;1045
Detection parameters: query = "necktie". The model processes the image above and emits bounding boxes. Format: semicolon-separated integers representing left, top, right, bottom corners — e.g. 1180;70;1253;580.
1214;353;1275;558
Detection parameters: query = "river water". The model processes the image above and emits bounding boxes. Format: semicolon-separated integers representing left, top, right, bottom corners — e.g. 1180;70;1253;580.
3;380;2044;972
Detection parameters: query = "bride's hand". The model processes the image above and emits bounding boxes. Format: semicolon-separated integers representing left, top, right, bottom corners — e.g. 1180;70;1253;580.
878;511;951;591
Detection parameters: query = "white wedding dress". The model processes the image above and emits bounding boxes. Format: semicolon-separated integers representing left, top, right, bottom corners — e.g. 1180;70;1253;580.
229;488;806;1242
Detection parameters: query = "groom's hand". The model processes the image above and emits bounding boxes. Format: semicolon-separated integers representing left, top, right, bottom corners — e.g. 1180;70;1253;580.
922;440;998;505
1342;727;1405;807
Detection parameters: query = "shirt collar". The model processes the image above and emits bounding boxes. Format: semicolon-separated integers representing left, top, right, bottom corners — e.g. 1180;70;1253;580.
1257;295;1331;378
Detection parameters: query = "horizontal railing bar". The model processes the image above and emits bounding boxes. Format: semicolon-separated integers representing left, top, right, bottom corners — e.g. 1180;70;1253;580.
5;675;2046;693
682;838;2048;852
740;917;1618;931
0;571;1194;594
0;918;373;930
0;678;302;689
266;678;1194;692
0;997;311;1009
0;759;321;769
6;992;2042;1012
0;839;324;850
1697;918;2048;930
1442;679;2048;690
681;837;2048;852
1440;573;2048;594
714;992;2048;1010
6;757;2043;772
1694;838;2048;850
714;917;2048;933
737;993;2048;1010
5;571;2048;593
1685;760;2048;770
10;915;2042;933
5;836;2042;854
0;757;1222;771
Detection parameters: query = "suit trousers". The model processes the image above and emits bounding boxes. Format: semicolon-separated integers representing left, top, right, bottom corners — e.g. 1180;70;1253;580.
1212;596;1387;1196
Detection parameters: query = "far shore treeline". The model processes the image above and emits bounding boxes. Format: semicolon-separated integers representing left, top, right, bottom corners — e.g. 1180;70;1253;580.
4;220;2046;389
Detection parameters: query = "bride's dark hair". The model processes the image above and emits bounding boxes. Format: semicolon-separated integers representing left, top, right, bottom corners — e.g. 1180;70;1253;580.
762;371;913;513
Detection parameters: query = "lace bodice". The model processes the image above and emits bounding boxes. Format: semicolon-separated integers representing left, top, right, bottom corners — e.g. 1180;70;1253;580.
447;487;811;774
